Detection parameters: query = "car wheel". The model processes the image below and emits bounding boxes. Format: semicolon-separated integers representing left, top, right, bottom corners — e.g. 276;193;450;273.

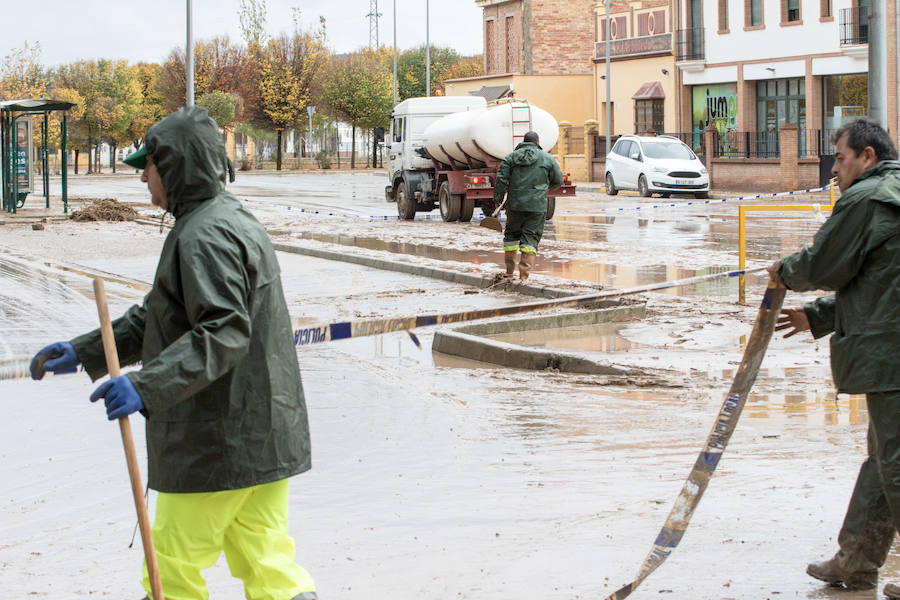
397;181;416;220
695;191;709;199
661;193;671;198
438;182;460;221
638;175;651;197
605;172;618;196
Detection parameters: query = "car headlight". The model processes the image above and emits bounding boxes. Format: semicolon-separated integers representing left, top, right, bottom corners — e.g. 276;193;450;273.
651;166;667;173
701;167;708;174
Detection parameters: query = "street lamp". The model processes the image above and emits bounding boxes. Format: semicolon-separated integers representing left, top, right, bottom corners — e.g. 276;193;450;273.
604;0;611;158
186;0;194;106
425;0;431;97
307;105;316;169
393;0;398;105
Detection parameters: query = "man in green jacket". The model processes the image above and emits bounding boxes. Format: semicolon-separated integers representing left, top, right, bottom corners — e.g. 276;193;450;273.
492;131;564;281
767;119;900;597
29;107;316;600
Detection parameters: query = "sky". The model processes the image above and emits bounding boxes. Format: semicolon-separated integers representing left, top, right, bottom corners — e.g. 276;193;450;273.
5;0;484;69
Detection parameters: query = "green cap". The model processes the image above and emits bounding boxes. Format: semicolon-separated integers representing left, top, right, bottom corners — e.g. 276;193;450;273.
124;146;148;169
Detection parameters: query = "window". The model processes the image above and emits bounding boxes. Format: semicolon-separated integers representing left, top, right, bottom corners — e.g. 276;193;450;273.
719;0;729;31
784;0;801;22
635;100;665;134
821;0;832;18
485;19;496;74
504;16;517;73
745;0;763;26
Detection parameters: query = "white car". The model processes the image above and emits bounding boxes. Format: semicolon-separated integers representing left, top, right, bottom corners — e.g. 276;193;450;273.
605;135;709;198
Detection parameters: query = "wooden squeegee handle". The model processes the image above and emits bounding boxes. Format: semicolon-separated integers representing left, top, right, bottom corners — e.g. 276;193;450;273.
93;278;164;600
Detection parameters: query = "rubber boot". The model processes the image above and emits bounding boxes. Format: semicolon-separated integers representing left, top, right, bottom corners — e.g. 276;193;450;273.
519;253;535;281
885;582;900;599
806;556;878;590
504;250;517;277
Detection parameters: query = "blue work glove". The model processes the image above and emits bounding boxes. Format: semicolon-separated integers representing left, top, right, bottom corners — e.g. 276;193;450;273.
30;341;80;380
90;375;144;421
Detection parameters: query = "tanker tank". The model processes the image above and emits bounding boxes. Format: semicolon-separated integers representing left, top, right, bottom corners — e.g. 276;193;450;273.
423;100;559;167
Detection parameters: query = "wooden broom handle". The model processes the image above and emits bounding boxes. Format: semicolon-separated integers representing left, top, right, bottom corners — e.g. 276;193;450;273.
93;278;164;600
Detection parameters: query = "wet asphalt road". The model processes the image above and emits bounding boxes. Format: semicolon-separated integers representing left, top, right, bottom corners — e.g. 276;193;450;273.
1;171;896;599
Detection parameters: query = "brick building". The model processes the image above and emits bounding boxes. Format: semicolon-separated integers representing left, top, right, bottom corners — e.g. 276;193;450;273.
445;0;595;129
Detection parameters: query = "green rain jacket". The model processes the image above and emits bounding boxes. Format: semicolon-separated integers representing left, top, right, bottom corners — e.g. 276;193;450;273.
70;107;311;493
778;160;900;394
493;141;564;213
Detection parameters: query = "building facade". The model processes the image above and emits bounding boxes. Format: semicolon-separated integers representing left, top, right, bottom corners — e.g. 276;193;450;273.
593;0;680;139
445;0;595;128
676;0;890;159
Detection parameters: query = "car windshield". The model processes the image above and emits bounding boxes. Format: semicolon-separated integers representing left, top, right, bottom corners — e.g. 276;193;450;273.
641;141;695;160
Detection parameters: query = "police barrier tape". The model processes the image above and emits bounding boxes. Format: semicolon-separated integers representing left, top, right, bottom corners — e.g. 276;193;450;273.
1;266;769;382
258;182;835;222
604;281;786;599
288;266;768;347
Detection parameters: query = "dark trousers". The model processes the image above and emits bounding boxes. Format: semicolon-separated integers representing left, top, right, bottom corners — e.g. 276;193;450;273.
835;390;900;572
503;210;545;254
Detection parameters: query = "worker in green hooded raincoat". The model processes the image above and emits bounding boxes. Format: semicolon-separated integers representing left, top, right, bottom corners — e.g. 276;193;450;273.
768;119;900;598
493;131;563;281
29;106;317;600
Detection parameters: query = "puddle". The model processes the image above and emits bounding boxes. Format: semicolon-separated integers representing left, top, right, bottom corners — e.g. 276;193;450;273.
290;231;754;296
483;321;641;353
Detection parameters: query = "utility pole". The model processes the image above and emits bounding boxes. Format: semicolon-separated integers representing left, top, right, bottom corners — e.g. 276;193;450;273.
604;0;611;158
392;0;398;105
868;0;888;128
367;0;381;49
186;0;194;106
307;106;316;169
426;0;431;97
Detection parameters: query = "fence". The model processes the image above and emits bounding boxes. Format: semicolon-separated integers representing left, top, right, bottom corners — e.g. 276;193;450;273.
840;6;868;45
715;130;780;158
566;126;585;155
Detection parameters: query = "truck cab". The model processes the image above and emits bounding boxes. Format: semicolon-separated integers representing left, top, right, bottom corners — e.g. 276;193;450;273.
385;96;486;208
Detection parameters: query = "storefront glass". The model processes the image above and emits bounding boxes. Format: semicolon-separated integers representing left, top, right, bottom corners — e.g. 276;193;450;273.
822;73;867;133
691;83;737;153
757;77;805;155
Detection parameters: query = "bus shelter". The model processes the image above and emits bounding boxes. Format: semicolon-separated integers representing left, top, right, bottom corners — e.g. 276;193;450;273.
1;98;77;214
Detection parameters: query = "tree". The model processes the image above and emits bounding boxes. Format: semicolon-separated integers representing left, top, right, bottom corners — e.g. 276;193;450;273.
198;90;238;128
321;49;393;168
158;37;251;115
0;41;49;100
396;45;463;101
239;0;268;47
128;62;166;148
439;55;483;93
256;30;326;170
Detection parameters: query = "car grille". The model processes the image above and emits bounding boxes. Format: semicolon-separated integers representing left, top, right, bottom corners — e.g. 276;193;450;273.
667;171;701;178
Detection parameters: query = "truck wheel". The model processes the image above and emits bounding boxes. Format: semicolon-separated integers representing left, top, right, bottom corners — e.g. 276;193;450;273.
397;181;416;220
438;182;460;221
545;196;556;220
458;196;474;222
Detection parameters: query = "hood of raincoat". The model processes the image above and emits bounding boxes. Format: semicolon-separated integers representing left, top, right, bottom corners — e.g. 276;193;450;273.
144;106;227;219
508;142;542;167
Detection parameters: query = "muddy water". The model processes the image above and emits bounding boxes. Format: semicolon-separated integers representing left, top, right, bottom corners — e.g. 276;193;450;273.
483;321;642;353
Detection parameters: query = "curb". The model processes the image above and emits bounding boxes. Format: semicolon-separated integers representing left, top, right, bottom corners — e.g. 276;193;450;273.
432;303;646;374
271;242;591;299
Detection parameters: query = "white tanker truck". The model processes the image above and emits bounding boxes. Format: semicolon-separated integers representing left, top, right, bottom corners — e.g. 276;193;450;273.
384;96;575;221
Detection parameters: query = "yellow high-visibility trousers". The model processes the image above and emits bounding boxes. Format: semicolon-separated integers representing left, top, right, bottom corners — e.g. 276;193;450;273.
141;478;315;600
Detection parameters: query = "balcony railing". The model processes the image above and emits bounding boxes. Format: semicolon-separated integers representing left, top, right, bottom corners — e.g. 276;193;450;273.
675;27;705;61
840;6;868;45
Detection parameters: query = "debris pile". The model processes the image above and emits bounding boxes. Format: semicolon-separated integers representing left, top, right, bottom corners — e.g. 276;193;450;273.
69;199;139;222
